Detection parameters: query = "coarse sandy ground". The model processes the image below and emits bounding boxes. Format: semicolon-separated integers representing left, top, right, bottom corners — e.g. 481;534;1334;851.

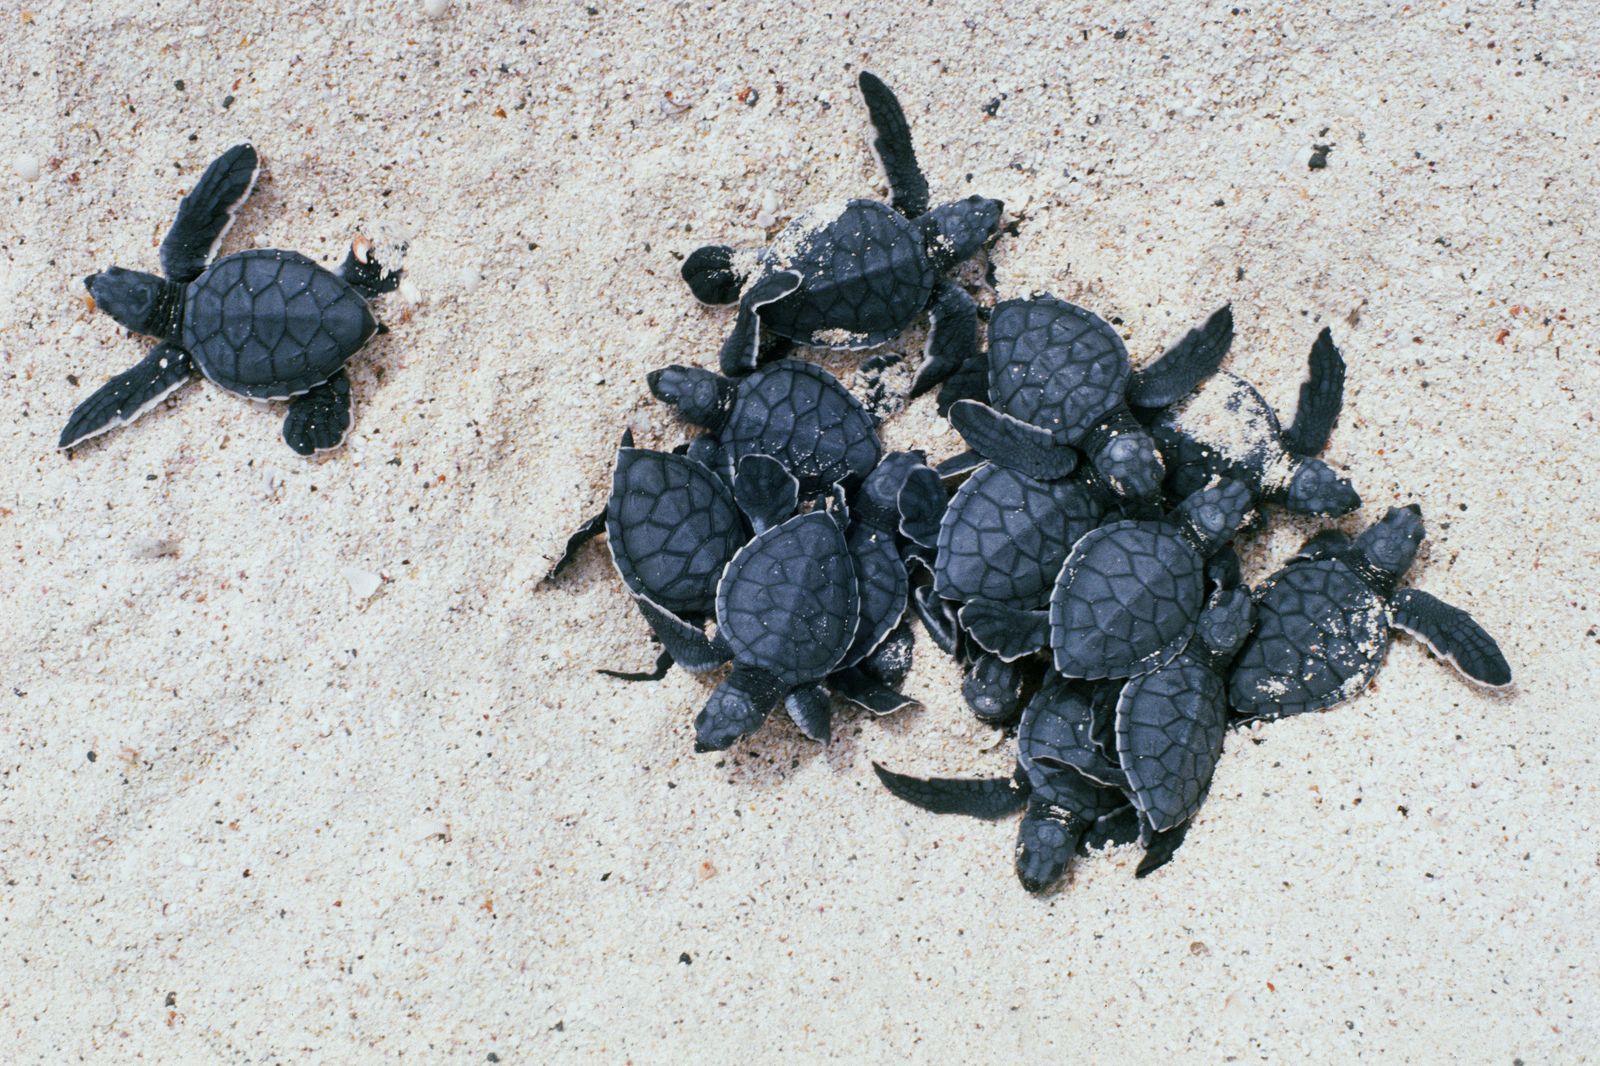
1;1;1597;1061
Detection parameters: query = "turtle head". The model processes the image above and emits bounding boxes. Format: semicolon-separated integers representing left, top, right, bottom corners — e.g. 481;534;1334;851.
647;365;735;430
1175;478;1253;554
1087;425;1165;502
1354;504;1424;590
1196;586;1254;661
919;195;1004;272
681;245;745;305
84;267;182;338
1282;457;1361;516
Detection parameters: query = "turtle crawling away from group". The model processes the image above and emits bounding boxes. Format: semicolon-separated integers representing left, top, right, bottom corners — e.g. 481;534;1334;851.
61;143;401;456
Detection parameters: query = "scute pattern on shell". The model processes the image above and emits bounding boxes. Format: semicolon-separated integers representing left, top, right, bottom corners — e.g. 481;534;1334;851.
184;249;375;398
987;295;1130;443
840;523;908;668
721;361;882;495
606;450;745;617
716;512;859;687
1117;654;1227;832
1229;559;1392;718
934;465;1103;607
1050;520;1205;679
756;200;937;344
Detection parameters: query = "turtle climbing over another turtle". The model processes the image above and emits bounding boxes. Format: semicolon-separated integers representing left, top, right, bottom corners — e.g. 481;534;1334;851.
959;478;1254;680
648;359;882;496
947;299;1233;498
874;671;1131;893
1229;505;1511;719
682;72;1004;408
61;143;401;456
544;432;749;682
1151;326;1361;516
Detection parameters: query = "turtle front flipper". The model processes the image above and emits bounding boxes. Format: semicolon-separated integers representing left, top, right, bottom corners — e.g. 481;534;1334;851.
694;663;785;752
282;371;354;455
911;280;979;407
59;341;195;450
957;599;1049;662
784;683;833;743
1127;304;1234;411
1281;327;1346;456
733;454;799;534
872;763;1029;818
1391;587;1512;688
717;270;802;375
1015;796;1084;893
159;144;260;283
682;245;744;305
911;584;962;656
858;71;930;218
947;399;1079;482
336;237;403;300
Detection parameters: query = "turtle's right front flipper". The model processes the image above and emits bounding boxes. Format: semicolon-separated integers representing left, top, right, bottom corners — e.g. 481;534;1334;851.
633;594;732;676
1127;304;1234;411
1282;327;1346;456
159;144;260;283
872;763;1028;818
59;341;195;450
947;399;1078;482
858;71;930;219
717;270;802;375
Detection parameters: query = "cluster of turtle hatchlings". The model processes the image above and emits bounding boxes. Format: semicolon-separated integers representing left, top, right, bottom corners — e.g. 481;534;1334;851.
58;73;1511;896
546;72;1512;893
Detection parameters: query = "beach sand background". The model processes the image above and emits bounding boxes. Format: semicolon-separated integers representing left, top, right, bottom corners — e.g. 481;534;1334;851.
2;1;1596;1060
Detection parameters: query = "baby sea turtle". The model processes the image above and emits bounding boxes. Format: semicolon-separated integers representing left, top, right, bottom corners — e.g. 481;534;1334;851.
694;477;860;752
1229;505;1511;718
545;432;748;682
1152;326;1360;516
61;144;400;456
682;72;1003;405
948;299;1233;497
874;672;1131;892
960;478;1253;679
648;359;881;496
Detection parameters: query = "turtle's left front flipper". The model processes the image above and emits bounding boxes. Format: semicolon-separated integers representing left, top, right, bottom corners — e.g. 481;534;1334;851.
59;341;196;450
912;280;980;408
1281;327;1345;456
282;371;353;456
1391;587;1512;688
858;71;929;218
1128;304;1234;411
159;144;260;283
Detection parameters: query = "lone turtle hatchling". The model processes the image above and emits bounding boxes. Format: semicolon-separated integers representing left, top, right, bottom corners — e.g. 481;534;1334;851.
1229;505;1511;719
682;72;1003;408
61;144;401;456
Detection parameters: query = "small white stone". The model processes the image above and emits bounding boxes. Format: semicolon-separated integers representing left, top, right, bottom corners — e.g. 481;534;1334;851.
761;189;780;215
457;266;481;292
15;154;40;182
422;0;450;16
754;210;776;229
342;567;382;599
177;853;197;867
398;277;422;305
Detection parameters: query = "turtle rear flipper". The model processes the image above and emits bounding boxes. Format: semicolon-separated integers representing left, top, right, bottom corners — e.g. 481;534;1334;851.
872;763;1028;818
1127;304;1234;410
1015;796;1084;893
717;270;802;375
282;370;353;455
948;399;1079;482
159;144;260;283
911;280;978;402
784;683;833;743
830;667;918;716
633;594;732;675
597;648;674;683
1281;327;1346;456
337;237;402;300
858;71;929;218
1391;587;1512;687
544;509;607;582
1135;816;1192;878
958;599;1049;661
59;341;195;450
911;583;962;656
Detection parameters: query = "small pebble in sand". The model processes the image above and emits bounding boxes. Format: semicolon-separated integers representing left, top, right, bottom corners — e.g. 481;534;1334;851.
15;154;41;182
457;266;482;292
398;277;423;305
342;567;383;599
422;0;450;17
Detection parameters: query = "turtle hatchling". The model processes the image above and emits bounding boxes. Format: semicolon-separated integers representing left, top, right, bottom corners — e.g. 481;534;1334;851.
1152;325;1361;516
648;359;881;496
947;298;1233;497
61;144;401;456
682;72;1003;406
1230;505;1511;719
960;478;1254;680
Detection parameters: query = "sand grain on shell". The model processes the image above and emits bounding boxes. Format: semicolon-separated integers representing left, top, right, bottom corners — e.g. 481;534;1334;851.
2;1;1597;1063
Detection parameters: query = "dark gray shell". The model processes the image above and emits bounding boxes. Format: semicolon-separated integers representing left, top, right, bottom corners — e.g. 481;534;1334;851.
1154;371;1283;498
1017;685;1127;818
1229;559;1391;719
933;464;1104;607
1116;652;1227;833
1049;520;1205;679
754;200;936;347
716;512;859;687
721;360;882;495
839;521;908;669
605;448;746;616
1016;673;1115;786
987;295;1130;445
183;249;375;398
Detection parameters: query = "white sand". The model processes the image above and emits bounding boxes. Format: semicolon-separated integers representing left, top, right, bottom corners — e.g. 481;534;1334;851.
2;2;1596;1061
